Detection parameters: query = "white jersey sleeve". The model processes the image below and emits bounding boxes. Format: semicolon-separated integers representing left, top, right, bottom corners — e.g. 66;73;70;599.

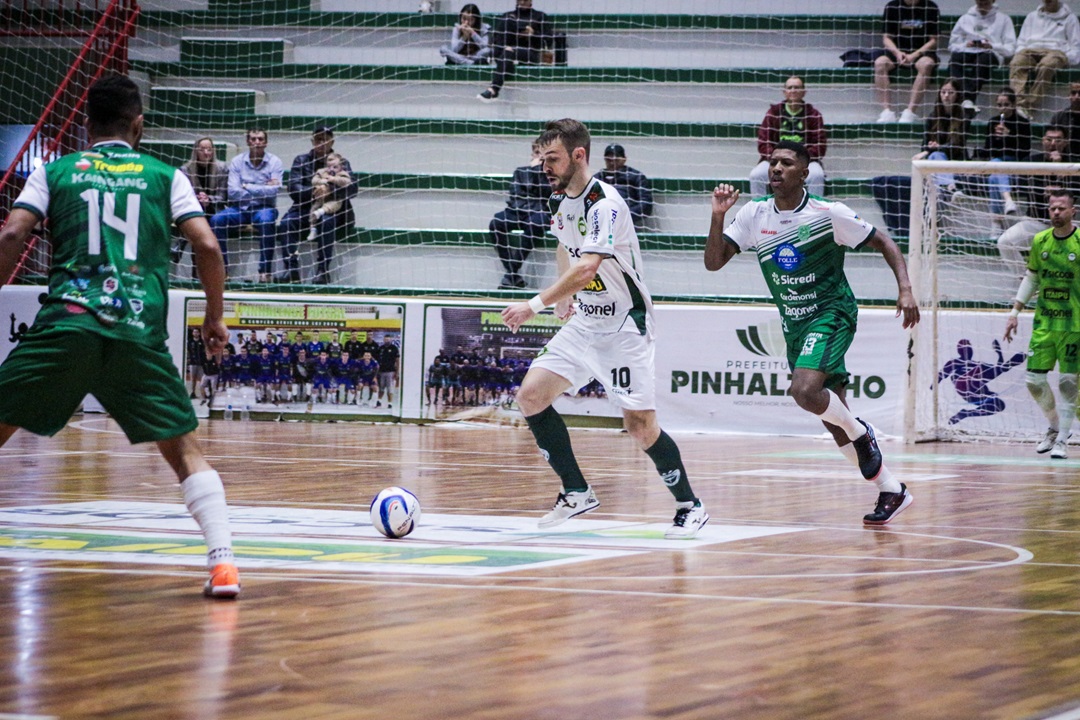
580;197;619;256
170;168;204;223
828;201;876;248
722;201;758;252
13;164;50;218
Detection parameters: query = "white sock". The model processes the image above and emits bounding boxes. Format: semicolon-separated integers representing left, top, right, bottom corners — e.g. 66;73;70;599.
817;390;865;440
181;470;234;568
1058;374;1078;440
838;443;902;493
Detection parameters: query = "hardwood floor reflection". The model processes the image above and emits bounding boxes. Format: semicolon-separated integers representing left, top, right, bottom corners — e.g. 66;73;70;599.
0;417;1078;720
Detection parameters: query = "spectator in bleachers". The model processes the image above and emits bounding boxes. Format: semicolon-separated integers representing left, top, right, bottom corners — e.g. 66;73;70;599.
979;87;1032;218
276;126;356;285
749;76;826;198
176;137;229;277
997;125;1073;278
947;0;1017;113
440;4;493;66
594;143;654;228
307;153;353;240
1049;81;1080;156
209;128;283;281
1010;0;1080;118
914;80;972;198
477;0;553;102
875;0;941;124
489;141;551;289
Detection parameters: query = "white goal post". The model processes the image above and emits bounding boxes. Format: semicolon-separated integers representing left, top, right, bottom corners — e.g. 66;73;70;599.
905;159;1080;443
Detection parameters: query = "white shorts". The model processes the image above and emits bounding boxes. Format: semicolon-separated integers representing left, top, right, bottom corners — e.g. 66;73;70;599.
530;322;656;411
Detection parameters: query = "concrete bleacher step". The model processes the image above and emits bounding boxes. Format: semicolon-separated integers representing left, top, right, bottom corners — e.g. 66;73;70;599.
141;129;918;179
149;86;265;116
179;37;294;65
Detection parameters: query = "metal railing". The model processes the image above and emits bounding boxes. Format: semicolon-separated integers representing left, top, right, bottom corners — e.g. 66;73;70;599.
0;0;140;283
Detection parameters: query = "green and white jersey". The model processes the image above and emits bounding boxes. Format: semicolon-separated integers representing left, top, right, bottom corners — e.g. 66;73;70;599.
548;177;653;336
1028;226;1080;332
722;191;875;336
13;141;203;347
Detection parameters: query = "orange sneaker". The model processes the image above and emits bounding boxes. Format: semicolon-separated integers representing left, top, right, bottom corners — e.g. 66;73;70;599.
203;562;241;599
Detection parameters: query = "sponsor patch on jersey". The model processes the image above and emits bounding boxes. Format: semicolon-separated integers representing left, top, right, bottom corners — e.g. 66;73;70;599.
1043;287;1070;302
75;158;92;171
1070;253;1077;262
1043;251;1050;260
102;277;118;294
577;215;587;236
582;275;607;293
129;299;144;315
773;242;803;271
797;224;812;241
557;212;564;230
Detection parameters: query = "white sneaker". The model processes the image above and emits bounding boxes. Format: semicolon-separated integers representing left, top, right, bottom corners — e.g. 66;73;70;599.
899;108;919;123
665;502;709;539
1037;428;1059;454
877;108;897;123
1051;440;1069;459
538;487;599;528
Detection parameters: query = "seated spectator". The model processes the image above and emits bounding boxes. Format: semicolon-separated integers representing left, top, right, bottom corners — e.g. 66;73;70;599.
489;141;550;289
1009;0;1080;117
276;126;356;285
1049;81;1080;156
594;143;654;228
749;76;826;198
175;136;228;275
913;80;972;197
875;0;941;123
307;153;353;240
441;4;493;66
477;0;553;102
209;128;283;281
979;88;1032;218
947;0;1017;112
998;125;1073;278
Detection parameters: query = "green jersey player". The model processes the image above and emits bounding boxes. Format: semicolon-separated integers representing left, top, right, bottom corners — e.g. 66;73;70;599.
705;140;920;525
0;75;240;598
501;118;708;538
1004;188;1080;459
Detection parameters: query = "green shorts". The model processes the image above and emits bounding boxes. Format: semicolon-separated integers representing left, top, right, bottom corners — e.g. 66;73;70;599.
1028;326;1080;374
786;311;856;390
0;326;198;444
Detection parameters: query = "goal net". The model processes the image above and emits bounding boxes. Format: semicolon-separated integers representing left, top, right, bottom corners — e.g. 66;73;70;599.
906;158;1080;443
3;0;968;306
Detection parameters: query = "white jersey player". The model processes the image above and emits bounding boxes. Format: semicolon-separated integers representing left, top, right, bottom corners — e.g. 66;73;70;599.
501;118;708;539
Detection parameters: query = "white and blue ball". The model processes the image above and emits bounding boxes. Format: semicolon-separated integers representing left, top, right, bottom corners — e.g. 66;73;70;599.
370;486;421;538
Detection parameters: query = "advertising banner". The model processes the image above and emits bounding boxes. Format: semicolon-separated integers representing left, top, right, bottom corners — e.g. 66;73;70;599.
654;305;910;436
183;296;405;418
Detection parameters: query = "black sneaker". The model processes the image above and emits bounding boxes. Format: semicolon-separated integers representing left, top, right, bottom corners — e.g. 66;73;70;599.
863;483;912;525
478;87;499;102
851;418;882;480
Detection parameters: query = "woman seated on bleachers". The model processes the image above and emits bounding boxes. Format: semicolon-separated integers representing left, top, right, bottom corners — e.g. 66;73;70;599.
978;87;1032;219
440;4;492;66
913;80;972;200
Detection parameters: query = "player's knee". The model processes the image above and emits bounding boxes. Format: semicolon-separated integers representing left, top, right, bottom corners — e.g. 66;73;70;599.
788;377;823;413
1026;370;1050;393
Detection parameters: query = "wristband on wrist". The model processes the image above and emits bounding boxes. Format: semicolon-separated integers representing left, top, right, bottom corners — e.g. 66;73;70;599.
1008;307;1020;318
528;295;546;314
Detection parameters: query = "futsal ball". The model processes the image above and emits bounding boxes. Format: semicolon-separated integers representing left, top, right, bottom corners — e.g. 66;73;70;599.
370;486;421;539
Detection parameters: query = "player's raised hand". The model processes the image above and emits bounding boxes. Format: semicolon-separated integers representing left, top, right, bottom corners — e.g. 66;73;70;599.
711;184;740;215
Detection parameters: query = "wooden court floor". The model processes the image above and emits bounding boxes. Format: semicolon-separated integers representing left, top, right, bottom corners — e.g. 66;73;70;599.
1;417;1080;720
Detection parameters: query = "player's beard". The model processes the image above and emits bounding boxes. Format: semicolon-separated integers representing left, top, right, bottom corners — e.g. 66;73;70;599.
547;161;579;193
